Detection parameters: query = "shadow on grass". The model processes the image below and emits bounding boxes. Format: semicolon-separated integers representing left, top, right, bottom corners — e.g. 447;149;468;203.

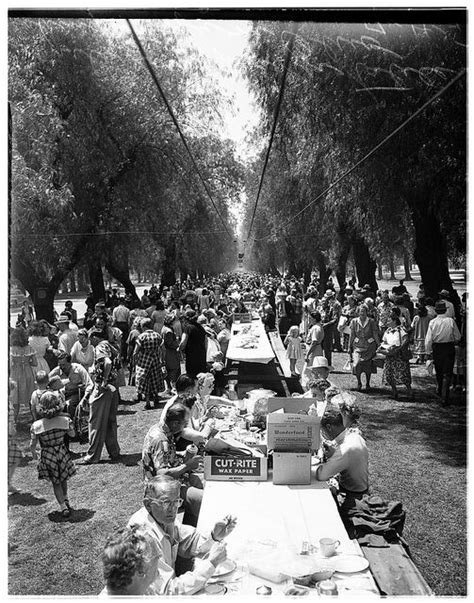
8;491;48;507
363;397;466;467
117;453;142;467
48;508;96;523
116;409;137;416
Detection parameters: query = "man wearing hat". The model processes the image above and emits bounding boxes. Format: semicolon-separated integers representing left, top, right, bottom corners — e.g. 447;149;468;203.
55;316;78;355
425;300;461;404
302;355;334;391
438;289;455;319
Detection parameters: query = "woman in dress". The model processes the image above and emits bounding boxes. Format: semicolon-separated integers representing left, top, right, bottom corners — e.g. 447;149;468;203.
301;290;318;338
411;301;433;364
151;299;166;335
379;307;413;400
10;326;37;422
340;296;358;352
179;309;207;378
133;318;166;409
28;321;51;373
161;313;181;394
349;304;380;392
70;328;95;371
305;311;324;366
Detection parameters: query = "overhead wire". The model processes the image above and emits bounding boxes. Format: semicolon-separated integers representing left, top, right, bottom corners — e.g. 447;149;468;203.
13;230;229;239
252;67;466;242
125;18;234;239
244;23;299;249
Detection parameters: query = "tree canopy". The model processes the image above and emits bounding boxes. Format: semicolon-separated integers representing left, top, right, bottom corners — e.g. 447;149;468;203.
9;17;243;318
241;19;466;296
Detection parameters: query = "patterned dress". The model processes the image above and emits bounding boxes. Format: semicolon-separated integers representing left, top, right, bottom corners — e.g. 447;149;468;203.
135;329;165;399
382;327;412;387
31;415;76;484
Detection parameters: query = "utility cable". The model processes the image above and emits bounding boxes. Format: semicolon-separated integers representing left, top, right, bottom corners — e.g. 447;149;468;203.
13;230;229;238
126;18;234;239
244;23;299;248
252;68;466;242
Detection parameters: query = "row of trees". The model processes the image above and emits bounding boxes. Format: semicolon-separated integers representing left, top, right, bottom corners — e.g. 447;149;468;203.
241;19;466;298
9;18;243;320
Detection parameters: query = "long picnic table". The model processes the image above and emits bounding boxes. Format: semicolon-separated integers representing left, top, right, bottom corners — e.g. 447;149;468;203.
225;318;302;397
196;476;380;597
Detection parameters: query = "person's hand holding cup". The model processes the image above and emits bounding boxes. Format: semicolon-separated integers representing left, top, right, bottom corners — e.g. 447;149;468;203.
319;537;340;558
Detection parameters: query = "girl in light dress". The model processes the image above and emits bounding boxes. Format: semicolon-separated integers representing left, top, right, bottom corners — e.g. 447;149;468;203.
28;321;51;373
284;325;304;377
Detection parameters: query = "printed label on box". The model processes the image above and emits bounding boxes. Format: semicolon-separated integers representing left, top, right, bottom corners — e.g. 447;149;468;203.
204;456;268;481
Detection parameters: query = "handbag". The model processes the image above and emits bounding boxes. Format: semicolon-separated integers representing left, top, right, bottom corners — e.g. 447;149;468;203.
342;359;353;372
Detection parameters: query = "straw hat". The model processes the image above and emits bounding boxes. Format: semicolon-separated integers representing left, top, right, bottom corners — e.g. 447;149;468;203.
311;356;333;371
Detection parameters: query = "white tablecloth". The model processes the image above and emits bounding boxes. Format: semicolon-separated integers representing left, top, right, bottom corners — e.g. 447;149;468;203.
197;479;379;597
226;319;275;364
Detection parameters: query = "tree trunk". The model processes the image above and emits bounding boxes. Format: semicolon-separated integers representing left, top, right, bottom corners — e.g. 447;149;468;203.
33;284;57;323
353;237;378;293
403;250;413;280
389;255;396;280
161;240;176;287
105;245;139;302
315;252;331;297
88;259;106;303
377;262;383;280
410;200;454;301
334;224;352;291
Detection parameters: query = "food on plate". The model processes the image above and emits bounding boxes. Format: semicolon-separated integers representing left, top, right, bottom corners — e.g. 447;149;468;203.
284;585;310;596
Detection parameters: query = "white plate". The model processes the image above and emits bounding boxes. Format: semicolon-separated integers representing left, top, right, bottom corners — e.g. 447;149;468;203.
212;559;237;577
333;556;369;573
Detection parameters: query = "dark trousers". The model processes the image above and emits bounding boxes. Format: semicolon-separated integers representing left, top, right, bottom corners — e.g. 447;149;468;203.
323;325;334;366
115;321;129;362
432;342;455;401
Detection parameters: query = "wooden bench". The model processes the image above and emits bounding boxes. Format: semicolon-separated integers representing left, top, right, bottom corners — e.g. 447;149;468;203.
360;539;433;596
268;331;292;379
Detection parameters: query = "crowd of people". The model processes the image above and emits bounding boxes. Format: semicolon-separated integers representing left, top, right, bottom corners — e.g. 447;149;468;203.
8;271;467;594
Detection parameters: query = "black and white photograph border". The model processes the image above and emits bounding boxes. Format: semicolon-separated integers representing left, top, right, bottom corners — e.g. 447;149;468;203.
4;0;471;601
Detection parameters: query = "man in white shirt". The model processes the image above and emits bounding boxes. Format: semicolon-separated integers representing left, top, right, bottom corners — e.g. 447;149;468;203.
128;475;236;595
425;300;461;404
56;316;78;354
438;289;455;319
112;297;131;361
316;405;369;497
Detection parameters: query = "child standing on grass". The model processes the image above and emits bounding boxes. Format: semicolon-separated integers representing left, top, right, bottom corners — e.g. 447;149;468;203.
284;325;304;377
9;379;23;494
29;391;76;518
29;370;49;421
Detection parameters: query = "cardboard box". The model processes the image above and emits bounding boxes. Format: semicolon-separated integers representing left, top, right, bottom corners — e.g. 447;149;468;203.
272;452;312;485
204;455;268;481
267;412;321;451
267;397;327;417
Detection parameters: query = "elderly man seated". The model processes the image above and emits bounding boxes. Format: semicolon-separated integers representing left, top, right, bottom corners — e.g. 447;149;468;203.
128;475;236;595
316;403;369;510
142;402;205;526
101;525;162;596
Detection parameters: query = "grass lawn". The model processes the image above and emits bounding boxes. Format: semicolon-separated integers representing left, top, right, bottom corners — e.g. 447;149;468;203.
8;357;467;596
